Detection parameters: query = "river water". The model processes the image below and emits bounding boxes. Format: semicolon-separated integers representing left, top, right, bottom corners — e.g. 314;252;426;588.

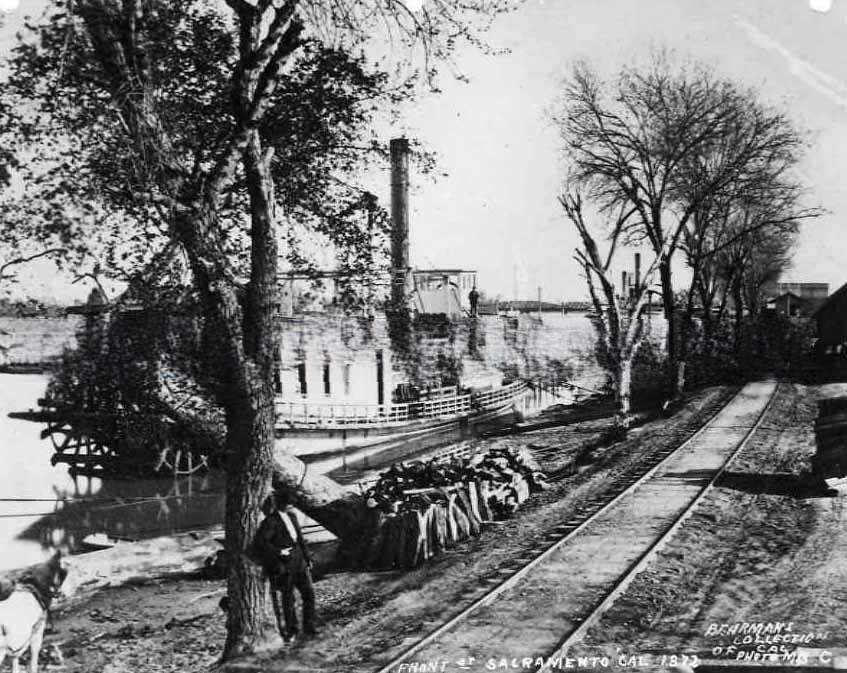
0;374;225;572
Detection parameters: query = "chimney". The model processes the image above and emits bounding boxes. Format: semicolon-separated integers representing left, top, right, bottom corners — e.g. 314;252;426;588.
621;270;628;300
634;253;641;293
390;138;411;307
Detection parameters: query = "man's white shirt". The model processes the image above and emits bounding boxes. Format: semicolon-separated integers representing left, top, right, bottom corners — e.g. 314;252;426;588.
278;510;299;543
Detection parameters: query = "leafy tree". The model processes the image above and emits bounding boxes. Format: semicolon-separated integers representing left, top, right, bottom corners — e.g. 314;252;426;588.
0;0;511;658
680;195;813;380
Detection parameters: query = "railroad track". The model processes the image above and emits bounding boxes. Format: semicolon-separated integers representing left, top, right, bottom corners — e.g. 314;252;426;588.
374;380;780;673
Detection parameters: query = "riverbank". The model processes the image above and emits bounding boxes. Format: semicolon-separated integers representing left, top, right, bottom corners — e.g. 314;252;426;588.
39;384;734;673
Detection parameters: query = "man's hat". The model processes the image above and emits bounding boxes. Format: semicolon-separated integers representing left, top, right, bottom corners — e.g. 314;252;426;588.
274;489;291;508
261;493;277;515
260;490;291;515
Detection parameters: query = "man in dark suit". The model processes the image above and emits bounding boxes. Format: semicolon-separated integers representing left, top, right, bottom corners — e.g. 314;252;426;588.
256;490;316;640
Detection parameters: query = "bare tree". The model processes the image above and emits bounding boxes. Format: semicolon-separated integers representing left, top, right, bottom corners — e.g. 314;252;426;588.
717;210;798;354
560;193;667;430
678;177;816;381
556;54;812;395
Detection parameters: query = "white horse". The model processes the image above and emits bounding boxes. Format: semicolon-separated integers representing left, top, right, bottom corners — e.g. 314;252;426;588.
0;552;67;673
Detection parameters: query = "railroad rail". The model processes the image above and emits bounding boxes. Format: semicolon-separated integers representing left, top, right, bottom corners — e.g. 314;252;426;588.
374;379;780;673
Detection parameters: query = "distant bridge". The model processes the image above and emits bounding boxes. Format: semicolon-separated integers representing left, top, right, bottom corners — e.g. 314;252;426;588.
478;300;593;314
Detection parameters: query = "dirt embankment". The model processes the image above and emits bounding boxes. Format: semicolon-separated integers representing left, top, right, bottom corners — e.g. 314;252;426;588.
572;382;847;668
43;386;734;673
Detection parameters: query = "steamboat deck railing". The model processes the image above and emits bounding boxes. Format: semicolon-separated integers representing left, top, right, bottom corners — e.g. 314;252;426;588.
275;380;529;428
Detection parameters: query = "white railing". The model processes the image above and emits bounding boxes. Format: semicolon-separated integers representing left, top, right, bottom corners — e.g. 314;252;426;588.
275;381;528;428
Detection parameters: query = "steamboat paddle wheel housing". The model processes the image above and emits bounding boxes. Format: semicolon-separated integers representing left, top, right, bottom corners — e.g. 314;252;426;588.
12;401;212;477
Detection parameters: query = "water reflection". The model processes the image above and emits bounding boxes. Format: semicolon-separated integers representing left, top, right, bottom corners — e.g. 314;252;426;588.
0;373;226;571
18;473;225;553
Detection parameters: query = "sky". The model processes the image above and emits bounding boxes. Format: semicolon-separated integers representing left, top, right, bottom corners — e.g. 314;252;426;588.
383;0;847;302
1;0;846;302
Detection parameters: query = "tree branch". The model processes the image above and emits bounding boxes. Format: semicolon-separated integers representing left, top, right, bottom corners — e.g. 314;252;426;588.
0;248;67;281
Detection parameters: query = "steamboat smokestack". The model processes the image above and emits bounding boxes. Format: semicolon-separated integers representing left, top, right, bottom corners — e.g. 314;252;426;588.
390;138;411;307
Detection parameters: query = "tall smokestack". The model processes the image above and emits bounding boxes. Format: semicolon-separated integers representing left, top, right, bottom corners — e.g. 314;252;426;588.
634;253;641;293
390;138;410;307
621;270;628;300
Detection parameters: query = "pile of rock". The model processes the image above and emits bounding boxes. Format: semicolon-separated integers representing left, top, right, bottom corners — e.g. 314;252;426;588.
353;447;548;569
813;395;847;493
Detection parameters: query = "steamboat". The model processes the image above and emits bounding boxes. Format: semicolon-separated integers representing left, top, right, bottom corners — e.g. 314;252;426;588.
270;138;564;476
10;139;570;480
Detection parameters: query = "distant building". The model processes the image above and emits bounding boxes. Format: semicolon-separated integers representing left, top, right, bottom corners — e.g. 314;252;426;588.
768;292;813;318
816;283;847;348
776;282;828;297
409;269;477;317
765;281;828;305
762;281;829;319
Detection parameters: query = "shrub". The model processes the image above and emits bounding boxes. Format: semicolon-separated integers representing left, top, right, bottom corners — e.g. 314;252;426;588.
631;339;669;404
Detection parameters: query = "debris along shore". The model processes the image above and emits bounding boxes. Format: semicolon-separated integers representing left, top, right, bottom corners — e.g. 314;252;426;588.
349;446;549;570
39;386;733;673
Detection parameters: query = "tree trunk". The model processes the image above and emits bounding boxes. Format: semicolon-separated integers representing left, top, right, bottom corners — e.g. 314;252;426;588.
676;284;697;394
222;385;280;659
157;391;368;541
659;258;679;396
614;358;633;430
220;132;283;658
733;280;744;357
699;282;715;349
219;129;373;657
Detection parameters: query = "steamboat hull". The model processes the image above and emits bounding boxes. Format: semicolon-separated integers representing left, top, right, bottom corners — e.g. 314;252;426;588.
279;400;522;479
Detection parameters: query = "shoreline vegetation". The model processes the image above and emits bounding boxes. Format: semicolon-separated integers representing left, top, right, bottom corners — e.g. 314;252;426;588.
0;299;70;319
